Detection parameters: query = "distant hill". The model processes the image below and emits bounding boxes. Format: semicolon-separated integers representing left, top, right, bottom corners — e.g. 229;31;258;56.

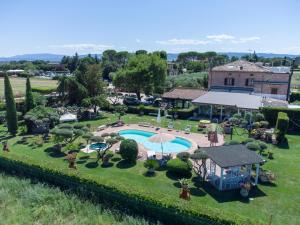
0;52;299;62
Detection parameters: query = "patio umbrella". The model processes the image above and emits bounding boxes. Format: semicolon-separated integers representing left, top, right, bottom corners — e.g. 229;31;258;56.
156;108;161;124
148;132;175;156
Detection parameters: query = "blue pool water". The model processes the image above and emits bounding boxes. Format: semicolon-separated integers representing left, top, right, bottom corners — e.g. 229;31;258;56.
119;129;191;153
90;142;108;151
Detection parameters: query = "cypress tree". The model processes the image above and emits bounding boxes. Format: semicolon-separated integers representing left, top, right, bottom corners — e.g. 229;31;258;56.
4;75;18;136
25;76;34;112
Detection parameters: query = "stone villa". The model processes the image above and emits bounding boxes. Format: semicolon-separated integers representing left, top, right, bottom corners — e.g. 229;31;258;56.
208;60;291;100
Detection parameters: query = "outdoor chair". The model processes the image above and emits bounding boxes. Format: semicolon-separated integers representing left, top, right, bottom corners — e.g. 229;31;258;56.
167;122;174;131
184;125;192;134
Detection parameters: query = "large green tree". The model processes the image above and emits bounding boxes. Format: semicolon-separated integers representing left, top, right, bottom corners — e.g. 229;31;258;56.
113;53;167;100
25;76;34;112
4;75;18;135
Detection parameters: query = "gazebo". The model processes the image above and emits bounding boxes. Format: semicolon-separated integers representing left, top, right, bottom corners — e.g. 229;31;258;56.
203;144;264;191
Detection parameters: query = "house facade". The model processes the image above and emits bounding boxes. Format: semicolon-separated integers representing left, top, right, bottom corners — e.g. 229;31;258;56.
208;60;291;100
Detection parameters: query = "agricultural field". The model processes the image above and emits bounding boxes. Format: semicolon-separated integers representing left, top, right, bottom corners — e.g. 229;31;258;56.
0;77;57;98
0;173;160;225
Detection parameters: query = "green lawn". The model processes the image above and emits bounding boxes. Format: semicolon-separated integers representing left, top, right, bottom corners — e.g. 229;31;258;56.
0;113;300;224
0;173;160;225
0;77;57;98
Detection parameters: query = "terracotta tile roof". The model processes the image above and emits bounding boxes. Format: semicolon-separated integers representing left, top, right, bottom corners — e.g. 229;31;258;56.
162;88;207;100
212;60;271;73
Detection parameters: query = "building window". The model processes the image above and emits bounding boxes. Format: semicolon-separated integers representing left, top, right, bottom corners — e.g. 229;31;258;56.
271;88;278;95
245;78;254;86
224;78;235;86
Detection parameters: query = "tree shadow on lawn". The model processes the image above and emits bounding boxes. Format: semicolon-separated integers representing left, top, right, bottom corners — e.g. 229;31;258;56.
85;161;99;169
101;162;114;168
116;160;136;169
111;157;122;162
44;146;66;158
76;155;90;164
277;138;290;149
201;182;267;204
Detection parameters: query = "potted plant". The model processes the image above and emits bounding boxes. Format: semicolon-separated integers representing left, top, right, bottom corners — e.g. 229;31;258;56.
179;178;190;200
66;151;77;169
268;150;274;159
138;104;145;116
240;182;251;197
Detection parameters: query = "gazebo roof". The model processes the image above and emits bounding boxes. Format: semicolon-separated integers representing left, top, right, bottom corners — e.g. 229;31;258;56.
162;88;206;101
203;144;264;168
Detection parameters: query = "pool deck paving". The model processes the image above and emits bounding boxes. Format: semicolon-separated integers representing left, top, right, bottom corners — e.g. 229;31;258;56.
83;124;224;160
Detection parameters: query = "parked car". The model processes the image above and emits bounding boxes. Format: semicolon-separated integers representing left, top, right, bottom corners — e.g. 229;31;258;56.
141;97;155;105
123;97;140;105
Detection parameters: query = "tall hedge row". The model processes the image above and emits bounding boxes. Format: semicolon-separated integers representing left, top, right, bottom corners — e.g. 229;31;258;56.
0;156;259;225
290;92;300;103
275;112;289;142
261;107;300;131
4;75;18;135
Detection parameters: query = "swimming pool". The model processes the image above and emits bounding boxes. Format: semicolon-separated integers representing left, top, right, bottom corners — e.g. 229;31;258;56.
89;142;108;151
119;129;192;153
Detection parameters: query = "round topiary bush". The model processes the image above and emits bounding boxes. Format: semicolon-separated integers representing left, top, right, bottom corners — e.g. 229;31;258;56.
144;159;159;174
119;139;138;163
176;152;190;162
257;141;268;150
246;142;260;151
260;121;269;128
166;158;192;177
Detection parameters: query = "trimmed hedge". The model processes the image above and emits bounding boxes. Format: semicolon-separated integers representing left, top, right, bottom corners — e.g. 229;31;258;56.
261;107;300;131
290;92;300;103
166;158;192;177
176;105;197;119
127;105;197;119
0;156;258;225
119;139;138;162
275;112;289;143
32;87;57;94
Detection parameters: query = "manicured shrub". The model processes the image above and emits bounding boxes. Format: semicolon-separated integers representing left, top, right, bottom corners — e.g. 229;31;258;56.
4;75;18;135
275;112;289;143
254;113;265;122
90;136;104;143
144;159;159;174
167;158;192;177
119;139;138;163
224;140;240;145
290;92;300;102
176;152;190;162
258;141;268;150
241;138;255;144
58;124;73;129
246;142;260;151
261;107;300;131
106;138;118;145
259;121;269;128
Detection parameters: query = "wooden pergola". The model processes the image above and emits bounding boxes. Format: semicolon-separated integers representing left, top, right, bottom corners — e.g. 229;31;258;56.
202;145;264;191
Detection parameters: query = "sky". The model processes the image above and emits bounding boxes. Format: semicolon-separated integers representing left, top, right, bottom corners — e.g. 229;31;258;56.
0;0;300;57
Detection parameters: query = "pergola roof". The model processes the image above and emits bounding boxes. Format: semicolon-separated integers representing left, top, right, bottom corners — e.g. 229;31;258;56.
203;144;264;168
192;91;263;109
162;88;206;101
